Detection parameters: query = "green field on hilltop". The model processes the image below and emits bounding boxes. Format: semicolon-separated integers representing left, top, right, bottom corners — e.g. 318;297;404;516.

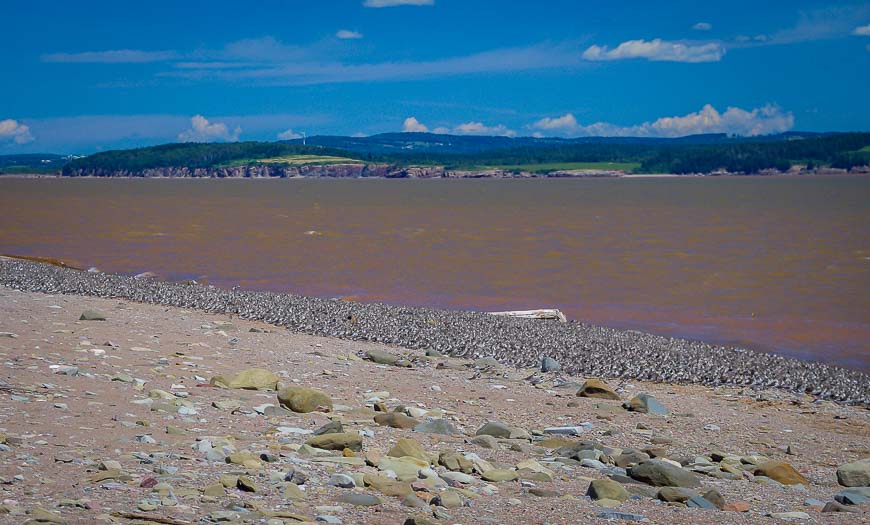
476;161;641;173
219;154;364;168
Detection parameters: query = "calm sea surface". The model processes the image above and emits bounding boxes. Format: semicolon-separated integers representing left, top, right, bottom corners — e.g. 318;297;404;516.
1;176;868;370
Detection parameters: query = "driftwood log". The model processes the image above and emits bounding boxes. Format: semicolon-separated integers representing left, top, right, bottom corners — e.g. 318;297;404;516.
488;309;568;323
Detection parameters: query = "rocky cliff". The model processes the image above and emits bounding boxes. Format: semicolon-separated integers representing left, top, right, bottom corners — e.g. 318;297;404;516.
61;163;624;179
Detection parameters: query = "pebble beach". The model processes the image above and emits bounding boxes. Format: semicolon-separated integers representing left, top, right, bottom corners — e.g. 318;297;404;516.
0;257;868;524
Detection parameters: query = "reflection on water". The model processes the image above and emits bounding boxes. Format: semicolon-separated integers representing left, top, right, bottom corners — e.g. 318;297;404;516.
1;176;868;370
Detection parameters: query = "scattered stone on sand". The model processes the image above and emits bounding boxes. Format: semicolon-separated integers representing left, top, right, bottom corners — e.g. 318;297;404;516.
754;461;809;486
588;479;629;502
306;432;362;452
625;394;669;415
628;460;701;488
387;438;428;462
413;419;457;435
210;368;279;390
78;309;106;321
481;469;518;482
364;349;411;367
576;378;621;400
277;386;333;413
836;458;870;487
541;356;561;372
374;412;419;429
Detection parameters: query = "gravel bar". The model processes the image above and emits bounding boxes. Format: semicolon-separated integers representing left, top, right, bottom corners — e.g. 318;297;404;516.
2;257;868;405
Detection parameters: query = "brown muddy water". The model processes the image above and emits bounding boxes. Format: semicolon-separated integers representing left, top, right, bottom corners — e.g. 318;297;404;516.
1;176;868;370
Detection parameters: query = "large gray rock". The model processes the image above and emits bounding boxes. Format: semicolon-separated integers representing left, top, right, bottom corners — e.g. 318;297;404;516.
541;357;561;373
625;394;669;415
837;458;870;487
628;460;700;488
413;419;457;435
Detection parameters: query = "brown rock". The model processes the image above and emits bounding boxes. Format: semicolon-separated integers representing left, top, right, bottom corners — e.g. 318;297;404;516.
577;378;621;400
306;432;363;452
754;461;809;485
374;412;420;429
277;386;333;413
723;501;750;512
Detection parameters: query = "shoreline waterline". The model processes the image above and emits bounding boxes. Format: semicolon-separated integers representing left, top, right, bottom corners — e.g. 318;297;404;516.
1;257;868;405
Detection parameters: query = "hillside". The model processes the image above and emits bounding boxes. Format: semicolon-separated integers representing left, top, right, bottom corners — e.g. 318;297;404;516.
58;132;870;177
0;153;73;174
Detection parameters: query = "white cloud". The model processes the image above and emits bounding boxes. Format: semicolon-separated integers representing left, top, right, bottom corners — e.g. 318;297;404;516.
336;29;364;40
693;22;712;31
854;24;870;36
41;49;178;63
531;104;794;138
177;115;241;142
277;128;301;140
363;0;433;7
582;38;725;63
402;117;429;133
453;121;516;137
0;119;34;144
402;117;515;137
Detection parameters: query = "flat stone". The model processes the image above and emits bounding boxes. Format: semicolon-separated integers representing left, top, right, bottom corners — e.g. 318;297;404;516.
210;368;278;390
374;413;419;429
306;432;362;452
338;493;381;507
769;512;811;520
413;419;457;435
79;310;106;321
365;349;411;367
822;501;861;513
754;461;809;486
481;469;518;482
596;510;648;522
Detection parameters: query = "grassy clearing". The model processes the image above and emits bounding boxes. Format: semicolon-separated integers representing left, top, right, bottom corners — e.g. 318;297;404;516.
475;161;641;173
219;155;363;168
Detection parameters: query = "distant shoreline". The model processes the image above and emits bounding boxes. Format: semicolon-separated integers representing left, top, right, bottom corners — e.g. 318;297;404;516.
2;168;866;179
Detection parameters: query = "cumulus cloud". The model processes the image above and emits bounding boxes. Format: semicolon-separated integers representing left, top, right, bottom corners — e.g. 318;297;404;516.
402;116;429;133
402;117;515;136
582;38;725;63
854;23;870;36
0;119;34;144
452;121;516;137
177;115;241;142
531;104;794;138
336;29;364;40
363;0;433;7
692;22;712;31
277;128;302;140
41;49;178;63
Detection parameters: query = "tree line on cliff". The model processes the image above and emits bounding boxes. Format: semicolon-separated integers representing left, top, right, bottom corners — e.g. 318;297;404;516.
59;132;870;175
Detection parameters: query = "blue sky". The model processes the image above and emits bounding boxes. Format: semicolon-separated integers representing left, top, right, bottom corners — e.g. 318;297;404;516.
2;0;869;153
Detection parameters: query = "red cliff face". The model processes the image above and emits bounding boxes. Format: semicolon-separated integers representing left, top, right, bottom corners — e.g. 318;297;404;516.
62;163;625;178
